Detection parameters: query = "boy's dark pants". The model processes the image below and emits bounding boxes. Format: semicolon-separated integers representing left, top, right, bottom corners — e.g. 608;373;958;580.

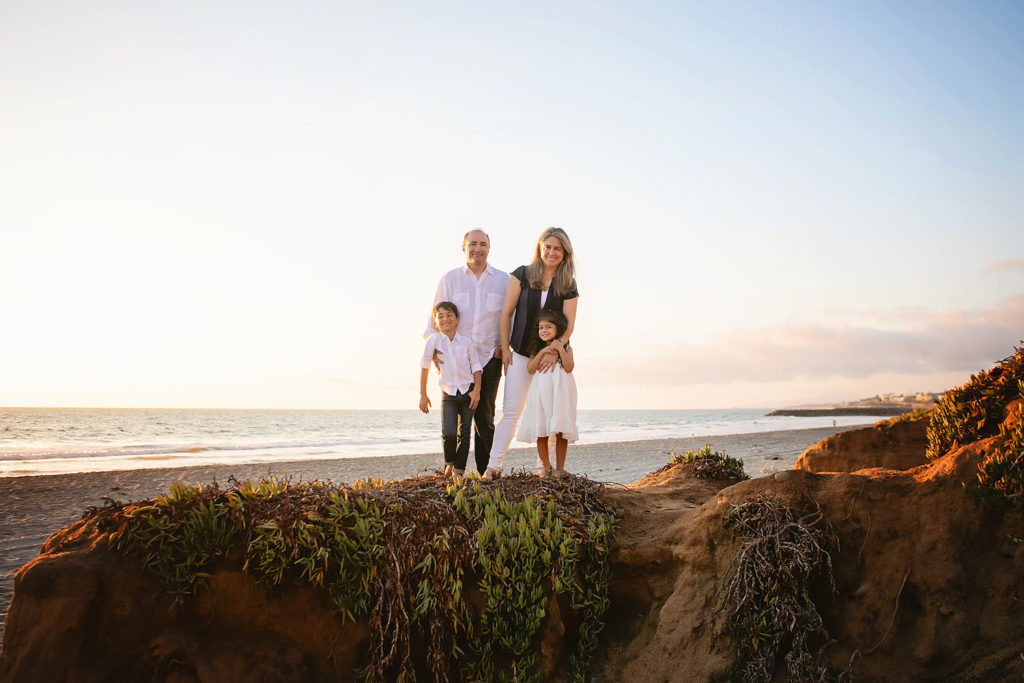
442;386;475;471
472;357;502;474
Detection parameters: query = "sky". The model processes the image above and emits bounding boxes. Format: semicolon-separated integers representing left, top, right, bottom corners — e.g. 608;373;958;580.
2;0;1022;410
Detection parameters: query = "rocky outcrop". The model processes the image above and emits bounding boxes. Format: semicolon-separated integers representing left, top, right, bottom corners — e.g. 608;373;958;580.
794;412;930;473
0;520;368;682
5;419;1024;681
593;434;1024;681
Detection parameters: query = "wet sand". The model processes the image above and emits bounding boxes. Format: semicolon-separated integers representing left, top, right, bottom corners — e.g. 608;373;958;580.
0;425;854;637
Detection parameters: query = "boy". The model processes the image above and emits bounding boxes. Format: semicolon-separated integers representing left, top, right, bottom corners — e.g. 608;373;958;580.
419;301;482;477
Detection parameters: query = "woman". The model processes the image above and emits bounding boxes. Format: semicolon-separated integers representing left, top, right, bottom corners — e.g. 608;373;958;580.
482;227;578;479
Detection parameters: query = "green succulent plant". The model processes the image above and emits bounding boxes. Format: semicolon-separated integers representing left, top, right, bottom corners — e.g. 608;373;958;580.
926;345;1024;460
97;470;618;682
668;445;749;481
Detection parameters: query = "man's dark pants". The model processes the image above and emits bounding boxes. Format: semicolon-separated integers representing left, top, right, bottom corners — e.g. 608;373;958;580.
472;356;502;474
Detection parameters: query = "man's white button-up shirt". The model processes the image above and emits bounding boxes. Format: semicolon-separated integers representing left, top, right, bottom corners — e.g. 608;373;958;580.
425;263;511;364
420;332;483;396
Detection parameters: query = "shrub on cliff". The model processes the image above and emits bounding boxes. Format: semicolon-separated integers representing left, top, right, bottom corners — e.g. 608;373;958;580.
967;401;1024;515
926;345;1024;459
94;472;618;682
721;496;839;682
667;445;749;482
878;407;933;432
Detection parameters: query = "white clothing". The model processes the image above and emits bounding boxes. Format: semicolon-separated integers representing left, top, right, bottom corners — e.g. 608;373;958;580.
425;263;511;365
516;364;578;443
486;350;533;470
421;332;483;396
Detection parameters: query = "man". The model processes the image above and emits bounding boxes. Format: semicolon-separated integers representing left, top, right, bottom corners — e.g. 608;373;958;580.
425;230;510;475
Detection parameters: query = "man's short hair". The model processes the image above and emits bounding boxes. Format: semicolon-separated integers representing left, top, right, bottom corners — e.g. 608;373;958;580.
463;229;490;247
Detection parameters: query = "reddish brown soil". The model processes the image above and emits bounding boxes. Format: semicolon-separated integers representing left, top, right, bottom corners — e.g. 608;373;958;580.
4;420;1024;681
794;414;930;473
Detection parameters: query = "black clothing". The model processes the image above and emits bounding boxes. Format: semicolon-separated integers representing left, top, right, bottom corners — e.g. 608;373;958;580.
508;265;579;356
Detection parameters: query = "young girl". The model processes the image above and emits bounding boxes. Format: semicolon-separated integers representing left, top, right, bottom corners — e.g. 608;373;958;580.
515;309;578;478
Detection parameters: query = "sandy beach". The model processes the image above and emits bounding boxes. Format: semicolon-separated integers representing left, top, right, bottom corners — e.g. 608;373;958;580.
0;425;854;637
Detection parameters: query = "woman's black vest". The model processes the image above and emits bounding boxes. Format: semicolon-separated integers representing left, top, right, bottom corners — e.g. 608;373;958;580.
509;265;579;356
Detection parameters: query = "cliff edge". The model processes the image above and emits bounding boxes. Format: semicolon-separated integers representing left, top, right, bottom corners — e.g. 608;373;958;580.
5;347;1024;680
3;435;1023;681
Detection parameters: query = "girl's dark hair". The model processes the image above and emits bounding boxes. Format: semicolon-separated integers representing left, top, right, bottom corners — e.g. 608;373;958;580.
525;309;568;358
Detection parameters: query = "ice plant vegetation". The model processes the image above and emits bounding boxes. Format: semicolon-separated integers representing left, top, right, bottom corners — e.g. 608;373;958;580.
920;344;1024;516
970;404;1024;515
927;345;1024;460
92;472;617;682
667;445;749;482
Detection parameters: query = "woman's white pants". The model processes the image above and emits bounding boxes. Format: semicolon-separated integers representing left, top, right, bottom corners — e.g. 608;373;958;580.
487;351;535;470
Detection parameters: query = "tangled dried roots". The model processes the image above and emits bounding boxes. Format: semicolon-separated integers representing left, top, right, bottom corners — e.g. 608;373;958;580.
92;471;618;682
663;445;749;482
720;496;839;682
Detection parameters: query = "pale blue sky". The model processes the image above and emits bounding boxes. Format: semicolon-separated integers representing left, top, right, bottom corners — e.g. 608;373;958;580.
2;1;1022;408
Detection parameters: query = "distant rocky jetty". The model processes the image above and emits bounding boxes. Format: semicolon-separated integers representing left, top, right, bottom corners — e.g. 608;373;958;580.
769;391;940;417
767;406;913;417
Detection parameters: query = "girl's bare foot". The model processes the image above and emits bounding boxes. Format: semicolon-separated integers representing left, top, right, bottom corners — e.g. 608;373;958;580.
537;465;551;478
552;468;568;479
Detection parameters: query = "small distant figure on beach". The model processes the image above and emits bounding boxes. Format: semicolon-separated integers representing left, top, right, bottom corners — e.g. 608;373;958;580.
483;227;578;480
419;302;482;478
833;419;837;427
516;309;577;478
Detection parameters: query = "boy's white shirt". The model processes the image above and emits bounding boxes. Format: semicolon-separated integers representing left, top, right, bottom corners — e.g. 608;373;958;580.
424;263;510;364
420;331;484;395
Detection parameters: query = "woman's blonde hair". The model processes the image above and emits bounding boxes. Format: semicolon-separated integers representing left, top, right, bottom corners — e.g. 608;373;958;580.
526;227;575;296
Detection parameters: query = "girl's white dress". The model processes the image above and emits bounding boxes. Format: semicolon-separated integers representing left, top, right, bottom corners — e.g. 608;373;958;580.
516;362;578;443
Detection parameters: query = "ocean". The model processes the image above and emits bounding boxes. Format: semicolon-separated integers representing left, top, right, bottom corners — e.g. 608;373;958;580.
0;408;882;478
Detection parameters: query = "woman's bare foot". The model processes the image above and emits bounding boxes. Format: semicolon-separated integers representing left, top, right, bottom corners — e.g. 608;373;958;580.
481;468;501;481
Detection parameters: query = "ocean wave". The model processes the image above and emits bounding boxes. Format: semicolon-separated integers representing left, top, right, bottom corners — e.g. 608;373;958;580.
0;408;883;477
0;436;435;462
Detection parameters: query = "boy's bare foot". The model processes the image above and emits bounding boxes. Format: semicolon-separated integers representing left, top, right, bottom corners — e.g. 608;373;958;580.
481;468;501;481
